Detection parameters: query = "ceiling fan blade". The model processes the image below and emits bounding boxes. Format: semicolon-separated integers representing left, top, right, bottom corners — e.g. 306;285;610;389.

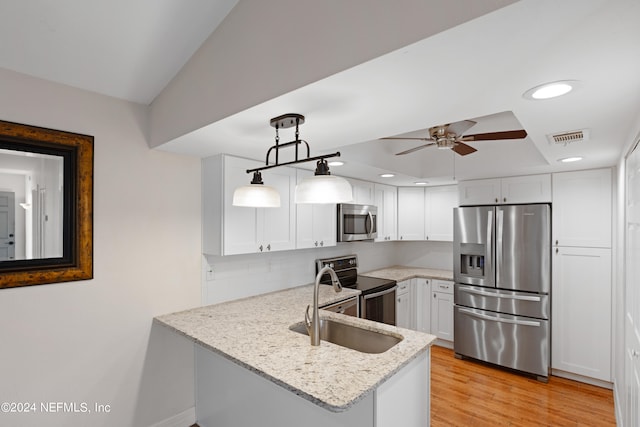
447;120;477;136
381;137;433;141
452;142;477;156
395;143;436;155
461;129;527;141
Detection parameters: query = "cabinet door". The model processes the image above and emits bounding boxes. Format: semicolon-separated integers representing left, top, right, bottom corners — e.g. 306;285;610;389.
260;166;297;252
500;174;551;204
398;187;425;240
552;168;612;248
296;170;337;249
458;179;501;206
431;281;454;341
222;156;262;255
415;278;431;333
552;246;611;381
395;280;413;329
425;185;458;241
347;178;375;205
375;184;397;242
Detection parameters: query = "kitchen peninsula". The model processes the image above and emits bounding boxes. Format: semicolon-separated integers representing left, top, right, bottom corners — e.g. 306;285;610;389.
155;284;435;427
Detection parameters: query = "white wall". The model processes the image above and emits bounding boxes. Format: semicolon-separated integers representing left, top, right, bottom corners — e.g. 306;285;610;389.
0;68;201;427
203;240;452;305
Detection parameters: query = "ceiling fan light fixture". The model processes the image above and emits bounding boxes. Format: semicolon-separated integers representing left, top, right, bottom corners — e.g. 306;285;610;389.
524;80;577;100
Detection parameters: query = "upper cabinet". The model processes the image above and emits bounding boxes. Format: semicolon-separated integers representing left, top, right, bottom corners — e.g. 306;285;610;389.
296;169;337;249
425;185;458;241
458;174;551;206
398;185;457;241
374;183;397;242
552;168;612;248
203;154;296;256
398;187;425;241
346;178;375;205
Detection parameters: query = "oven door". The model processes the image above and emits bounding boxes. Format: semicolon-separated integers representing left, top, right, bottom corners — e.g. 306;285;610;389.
361;285;397;326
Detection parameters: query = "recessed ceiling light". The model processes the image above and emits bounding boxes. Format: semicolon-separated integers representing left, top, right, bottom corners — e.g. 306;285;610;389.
414;181;428;185
523;80;578;100
559;156;583;163
380;173;395;178
328;161;344;167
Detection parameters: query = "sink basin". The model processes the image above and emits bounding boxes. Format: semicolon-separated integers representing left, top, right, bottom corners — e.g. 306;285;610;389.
290;319;403;354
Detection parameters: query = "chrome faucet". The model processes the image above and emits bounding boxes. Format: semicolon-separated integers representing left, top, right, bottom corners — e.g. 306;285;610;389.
305;265;343;346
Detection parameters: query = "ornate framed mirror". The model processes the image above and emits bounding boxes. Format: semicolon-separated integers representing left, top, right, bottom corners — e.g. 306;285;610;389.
0;120;93;288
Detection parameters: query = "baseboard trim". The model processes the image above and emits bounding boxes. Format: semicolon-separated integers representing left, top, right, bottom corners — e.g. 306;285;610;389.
551;369;613;389
613;382;624;426
149;407;196;427
433;339;453;350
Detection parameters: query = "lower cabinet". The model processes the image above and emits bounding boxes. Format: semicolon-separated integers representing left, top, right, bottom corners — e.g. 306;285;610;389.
431;280;454;342
395;277;454;345
396;280;414;329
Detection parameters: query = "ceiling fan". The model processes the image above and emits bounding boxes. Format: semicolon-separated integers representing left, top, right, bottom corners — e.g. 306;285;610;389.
381;120;527;156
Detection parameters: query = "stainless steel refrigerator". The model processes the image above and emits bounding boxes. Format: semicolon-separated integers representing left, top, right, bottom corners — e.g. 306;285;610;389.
453;204;550;380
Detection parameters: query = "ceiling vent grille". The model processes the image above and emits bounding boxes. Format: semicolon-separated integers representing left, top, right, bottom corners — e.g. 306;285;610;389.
547;129;589;145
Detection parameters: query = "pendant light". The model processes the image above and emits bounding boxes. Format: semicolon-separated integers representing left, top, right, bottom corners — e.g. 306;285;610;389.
232;113;352;207
295;159;352;204
232;171;280;207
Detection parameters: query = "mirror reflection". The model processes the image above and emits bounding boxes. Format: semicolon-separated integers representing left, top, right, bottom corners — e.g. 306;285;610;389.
0;148;64;261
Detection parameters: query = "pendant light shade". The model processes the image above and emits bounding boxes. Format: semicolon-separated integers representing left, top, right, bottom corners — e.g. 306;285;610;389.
232;171;281;207
295;174;353;204
295;159;353;204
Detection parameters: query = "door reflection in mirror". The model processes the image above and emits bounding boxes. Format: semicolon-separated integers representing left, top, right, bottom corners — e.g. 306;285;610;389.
0;148;63;261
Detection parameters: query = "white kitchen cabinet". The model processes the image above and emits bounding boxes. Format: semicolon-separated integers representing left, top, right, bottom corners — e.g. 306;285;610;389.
552;168;612;248
397;187;425;241
552;246;611;381
295;169;337;249
203;154;296;256
415;278;431;333
347;177;375;205
424;185;458;241
374;183;397;242
458;174;551;205
431;280;454;342
396;279;415;329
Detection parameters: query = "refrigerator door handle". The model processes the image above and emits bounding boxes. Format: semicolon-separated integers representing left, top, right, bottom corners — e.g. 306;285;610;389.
496;208;504;285
458;286;542;302
458;307;541;327
486;209;493;279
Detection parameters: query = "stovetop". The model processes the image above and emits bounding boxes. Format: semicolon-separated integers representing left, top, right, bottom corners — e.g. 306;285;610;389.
316;254;396;295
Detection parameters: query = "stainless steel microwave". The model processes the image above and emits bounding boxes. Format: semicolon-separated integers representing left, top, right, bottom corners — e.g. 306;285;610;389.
337;204;377;242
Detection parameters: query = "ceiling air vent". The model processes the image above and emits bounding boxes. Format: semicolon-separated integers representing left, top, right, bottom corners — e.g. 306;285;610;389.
547;129;589;146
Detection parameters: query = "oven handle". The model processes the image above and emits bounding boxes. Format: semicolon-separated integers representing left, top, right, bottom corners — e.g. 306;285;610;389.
363;285;397;300
457;285;541;302
458;307;541;327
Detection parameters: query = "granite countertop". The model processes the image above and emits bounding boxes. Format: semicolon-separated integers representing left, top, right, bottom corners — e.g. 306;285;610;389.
362;265;454;282
154;284;435;412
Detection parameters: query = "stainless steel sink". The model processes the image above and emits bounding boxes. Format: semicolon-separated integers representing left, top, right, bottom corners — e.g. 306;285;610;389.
290;319;402;354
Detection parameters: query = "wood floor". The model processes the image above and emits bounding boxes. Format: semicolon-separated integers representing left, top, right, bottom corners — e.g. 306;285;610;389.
431;346;616;426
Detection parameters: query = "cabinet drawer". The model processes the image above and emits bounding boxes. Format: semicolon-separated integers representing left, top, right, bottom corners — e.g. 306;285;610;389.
432;280;453;294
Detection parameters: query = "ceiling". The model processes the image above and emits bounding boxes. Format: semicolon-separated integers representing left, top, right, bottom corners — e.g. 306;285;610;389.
2;0;640;186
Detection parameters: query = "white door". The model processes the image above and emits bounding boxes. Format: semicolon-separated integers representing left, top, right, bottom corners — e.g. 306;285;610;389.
425;185;457;241
431;291;454;341
0;191;15;260
398;187;425;240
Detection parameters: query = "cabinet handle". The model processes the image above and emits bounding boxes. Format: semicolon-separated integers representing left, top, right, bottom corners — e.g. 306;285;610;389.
556;248;559;254
503;197;507;202
555;240;559;245
314;241;318;247
434;293;436;298
259;245;263;252
426;236;429;240
267;244;271;251
495;198;499;203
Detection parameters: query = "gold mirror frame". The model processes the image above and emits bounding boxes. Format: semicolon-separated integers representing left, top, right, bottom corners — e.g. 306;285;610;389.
0;120;93;288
